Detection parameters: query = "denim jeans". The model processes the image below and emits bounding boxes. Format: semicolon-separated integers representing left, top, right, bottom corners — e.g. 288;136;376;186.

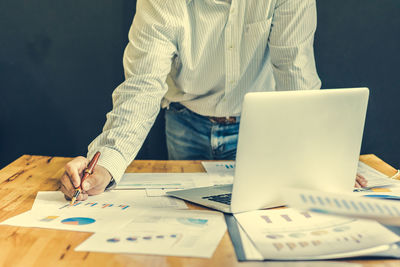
165;103;240;160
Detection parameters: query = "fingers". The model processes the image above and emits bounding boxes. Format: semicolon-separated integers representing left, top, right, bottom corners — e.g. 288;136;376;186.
79;193;89;201
60;156;89;201
60;172;76;199
82;175;104;195
82;166;112;196
60;174;87;201
354;173;368;188
64;156;89;188
60;157;112;202
356;173;368;187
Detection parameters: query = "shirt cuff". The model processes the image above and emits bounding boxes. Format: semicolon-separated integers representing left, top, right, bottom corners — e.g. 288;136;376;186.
87;147;127;184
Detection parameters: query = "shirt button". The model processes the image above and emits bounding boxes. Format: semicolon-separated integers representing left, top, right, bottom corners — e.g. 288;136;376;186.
230;8;235;14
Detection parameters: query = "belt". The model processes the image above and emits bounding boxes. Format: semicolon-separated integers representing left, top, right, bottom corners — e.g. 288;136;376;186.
168;102;239;124
207;116;238;124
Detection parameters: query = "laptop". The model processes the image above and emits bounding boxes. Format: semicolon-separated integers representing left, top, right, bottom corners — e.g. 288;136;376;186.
167;88;369;213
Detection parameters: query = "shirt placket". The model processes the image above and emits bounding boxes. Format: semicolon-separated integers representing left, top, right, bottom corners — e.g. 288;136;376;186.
216;0;239;115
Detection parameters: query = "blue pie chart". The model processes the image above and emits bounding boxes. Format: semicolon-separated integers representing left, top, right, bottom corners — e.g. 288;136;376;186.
61;217;96;225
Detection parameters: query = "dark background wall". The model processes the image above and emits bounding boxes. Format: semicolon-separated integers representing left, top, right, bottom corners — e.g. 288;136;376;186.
1;0;399;169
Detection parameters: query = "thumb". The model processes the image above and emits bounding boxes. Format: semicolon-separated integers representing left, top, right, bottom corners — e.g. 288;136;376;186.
82;175;100;191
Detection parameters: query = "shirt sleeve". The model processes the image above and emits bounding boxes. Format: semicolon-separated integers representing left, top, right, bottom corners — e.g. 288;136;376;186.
87;0;178;183
268;0;321;91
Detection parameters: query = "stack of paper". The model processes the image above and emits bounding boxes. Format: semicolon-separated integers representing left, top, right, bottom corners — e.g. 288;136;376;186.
357;161;400;189
202;160;400;190
234;208;399;260
1;190;227;258
116;172;233;193
223;161;400;261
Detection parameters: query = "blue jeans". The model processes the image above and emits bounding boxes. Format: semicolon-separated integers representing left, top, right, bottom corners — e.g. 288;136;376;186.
165;103;240;160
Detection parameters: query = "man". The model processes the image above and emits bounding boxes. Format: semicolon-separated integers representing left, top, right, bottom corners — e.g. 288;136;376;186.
60;0;367;200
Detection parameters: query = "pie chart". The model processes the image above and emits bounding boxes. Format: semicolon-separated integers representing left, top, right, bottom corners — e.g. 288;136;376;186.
61;217;96;225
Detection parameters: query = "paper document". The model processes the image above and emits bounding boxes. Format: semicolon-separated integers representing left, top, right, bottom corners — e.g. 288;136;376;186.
31;190;187;211
237;221;264;260
236;263;362;267
234;208;400;260
201;161;235;175
0;209;133;233
76;209;227;258
116;173;232;190
1;190;187;232
201;160;399;189
284;188;400;226
357;161;400;188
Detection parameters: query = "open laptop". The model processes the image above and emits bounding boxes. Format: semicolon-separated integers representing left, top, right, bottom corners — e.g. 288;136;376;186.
167;88;369;213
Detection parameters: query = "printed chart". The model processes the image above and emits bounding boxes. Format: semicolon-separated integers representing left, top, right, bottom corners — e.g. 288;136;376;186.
176;217;208;227
31;191;187;212
234;208;400;259
201;161;236;175
107;233;182;244
76;228;221;258
61;217;96;225
1;190;189;234
284;188;400;226
76;231;190;256
122;209;216;233
75;209;226;258
1;209;133;233
59;202;131;211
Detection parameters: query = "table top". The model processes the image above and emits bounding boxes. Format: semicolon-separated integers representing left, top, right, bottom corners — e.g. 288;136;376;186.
0;154;399;266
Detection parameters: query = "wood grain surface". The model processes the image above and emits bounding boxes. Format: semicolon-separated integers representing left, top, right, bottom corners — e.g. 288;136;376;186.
0;154;399;267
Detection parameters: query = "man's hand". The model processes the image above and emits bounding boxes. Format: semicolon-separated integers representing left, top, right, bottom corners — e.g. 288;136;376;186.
60;156;112;201
355;173;368;188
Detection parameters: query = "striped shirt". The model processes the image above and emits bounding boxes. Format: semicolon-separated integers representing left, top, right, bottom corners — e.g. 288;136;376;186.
88;0;321;182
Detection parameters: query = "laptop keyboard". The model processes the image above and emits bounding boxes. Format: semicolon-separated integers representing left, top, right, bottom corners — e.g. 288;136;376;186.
202;193;232;205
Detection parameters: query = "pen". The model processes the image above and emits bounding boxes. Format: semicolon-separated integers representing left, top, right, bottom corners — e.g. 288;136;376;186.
70;151;101;205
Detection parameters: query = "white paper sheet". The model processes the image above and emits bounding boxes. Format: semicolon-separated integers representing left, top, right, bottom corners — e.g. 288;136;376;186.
201;161;235;175
0;190;187;233
31;190;187;211
75;209;227;258
0;209;133;233
244;262;362;267
357;161;400;188
116;173;232;190
234;208;399;260
284;188;400;226
237;222;264;260
201;160;399;189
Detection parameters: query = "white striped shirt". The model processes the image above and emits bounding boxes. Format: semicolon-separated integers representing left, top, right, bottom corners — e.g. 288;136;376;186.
88;0;321;182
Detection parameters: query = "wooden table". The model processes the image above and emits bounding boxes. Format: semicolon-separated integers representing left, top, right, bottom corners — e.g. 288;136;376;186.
0;154;399;266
